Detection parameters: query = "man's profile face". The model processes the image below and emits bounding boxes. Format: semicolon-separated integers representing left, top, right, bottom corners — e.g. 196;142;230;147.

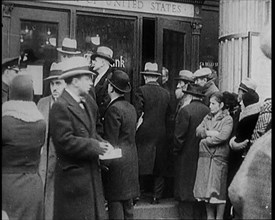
195;77;207;87
75;75;93;95
50;79;66;99
92;57;105;72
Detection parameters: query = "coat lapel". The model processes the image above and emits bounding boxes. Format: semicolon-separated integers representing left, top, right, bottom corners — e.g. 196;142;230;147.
62;90;91;131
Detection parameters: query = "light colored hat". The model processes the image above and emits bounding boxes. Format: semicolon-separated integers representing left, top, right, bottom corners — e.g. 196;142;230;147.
57;38;81;55
239;77;257;92
59;56;96;79
140;62;161;76
174;70;194;83
44;62;63;81
193;67;212;79
91;46;114;64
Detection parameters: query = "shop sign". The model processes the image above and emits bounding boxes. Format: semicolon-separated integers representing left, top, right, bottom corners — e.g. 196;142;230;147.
44;0;194;18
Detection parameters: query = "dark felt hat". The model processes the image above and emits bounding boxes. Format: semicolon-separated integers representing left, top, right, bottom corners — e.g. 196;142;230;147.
183;83;205;97
108;70;131;93
2;57;20;72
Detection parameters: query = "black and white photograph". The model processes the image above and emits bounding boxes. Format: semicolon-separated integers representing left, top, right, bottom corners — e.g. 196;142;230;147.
2;0;271;219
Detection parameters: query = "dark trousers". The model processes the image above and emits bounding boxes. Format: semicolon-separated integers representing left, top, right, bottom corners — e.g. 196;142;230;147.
108;199;134;220
139;175;165;198
178;201;207;220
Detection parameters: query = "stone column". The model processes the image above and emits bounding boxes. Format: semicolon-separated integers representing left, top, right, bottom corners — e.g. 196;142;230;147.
191;22;202;72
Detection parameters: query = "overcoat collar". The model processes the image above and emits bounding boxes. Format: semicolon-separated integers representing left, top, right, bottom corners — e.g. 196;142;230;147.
104;96;125;115
239;102;261;121
146;81;160;86
61;90;92;131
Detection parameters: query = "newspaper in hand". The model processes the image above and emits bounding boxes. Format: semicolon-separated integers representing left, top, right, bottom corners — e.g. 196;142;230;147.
136;112;144;130
99;148;122;160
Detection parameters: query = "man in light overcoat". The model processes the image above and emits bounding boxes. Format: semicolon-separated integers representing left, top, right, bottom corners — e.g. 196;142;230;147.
37;62;66;220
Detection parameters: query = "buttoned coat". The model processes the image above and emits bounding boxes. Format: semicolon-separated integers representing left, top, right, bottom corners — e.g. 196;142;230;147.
37;95;56;220
50;90;106;220
92;67;113;120
103;97;140;201
173;100;209;201
134;81;170;175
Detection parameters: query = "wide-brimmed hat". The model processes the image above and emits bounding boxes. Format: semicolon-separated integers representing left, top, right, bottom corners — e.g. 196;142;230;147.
108;69;131;93
57;38;81;55
193;67;212;79
140;62;161;76
183;84;205;97
174;70;194;83
2;57;20;71
91;46;115;64
238;77;257;92
44;62;63;81
59;56;96;79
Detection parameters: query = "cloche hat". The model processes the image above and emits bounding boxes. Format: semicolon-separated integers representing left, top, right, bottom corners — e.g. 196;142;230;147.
57;38;81;55
9;74;34;101
238;78;257;92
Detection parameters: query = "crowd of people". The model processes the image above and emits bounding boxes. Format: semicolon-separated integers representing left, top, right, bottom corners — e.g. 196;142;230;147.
2;26;271;220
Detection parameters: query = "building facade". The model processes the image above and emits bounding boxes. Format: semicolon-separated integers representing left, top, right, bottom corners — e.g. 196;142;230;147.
3;0;220;105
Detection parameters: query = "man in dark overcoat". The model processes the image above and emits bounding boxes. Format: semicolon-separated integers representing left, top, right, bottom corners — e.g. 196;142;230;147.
134;62;170;204
89;46;115;120
49;56;113;220
173;83;209;219
102;70;140;219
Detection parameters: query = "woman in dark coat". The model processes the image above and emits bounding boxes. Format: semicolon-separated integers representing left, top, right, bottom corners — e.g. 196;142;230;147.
103;70;139;219
2;75;46;220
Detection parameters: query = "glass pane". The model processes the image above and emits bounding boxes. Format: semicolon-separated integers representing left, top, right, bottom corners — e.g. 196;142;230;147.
20;20;58;63
76;15;135;101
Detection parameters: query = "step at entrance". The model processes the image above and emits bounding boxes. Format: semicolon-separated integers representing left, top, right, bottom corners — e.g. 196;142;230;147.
134;197;180;219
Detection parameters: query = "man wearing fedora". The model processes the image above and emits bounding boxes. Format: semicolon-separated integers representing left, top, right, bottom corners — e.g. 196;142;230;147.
193;67;219;106
102;69;140;220
90;46;115;126
134;62;170;204
37;62;66;220
174;70;195;116
173;83;209;220
57;37;81;62
2;57;20;104
49;56;113;220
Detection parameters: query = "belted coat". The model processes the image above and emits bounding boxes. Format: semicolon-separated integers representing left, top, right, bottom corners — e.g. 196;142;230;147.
50;90;107;220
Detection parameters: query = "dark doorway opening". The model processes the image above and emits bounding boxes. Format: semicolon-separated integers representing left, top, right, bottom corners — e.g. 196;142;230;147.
142;18;155;69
